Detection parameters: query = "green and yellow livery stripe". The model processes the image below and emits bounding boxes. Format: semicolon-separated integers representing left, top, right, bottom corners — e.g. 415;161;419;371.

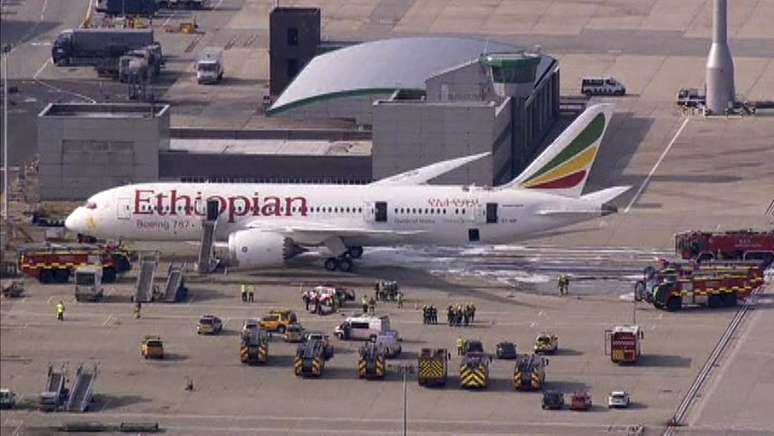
522;112;606;190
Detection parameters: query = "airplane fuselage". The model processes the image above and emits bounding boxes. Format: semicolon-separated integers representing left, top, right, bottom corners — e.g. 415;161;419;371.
70;182;601;246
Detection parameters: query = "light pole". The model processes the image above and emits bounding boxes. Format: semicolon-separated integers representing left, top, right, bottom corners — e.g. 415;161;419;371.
2;44;10;233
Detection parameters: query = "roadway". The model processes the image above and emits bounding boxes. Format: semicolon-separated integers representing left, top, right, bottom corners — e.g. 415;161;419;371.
678;270;774;435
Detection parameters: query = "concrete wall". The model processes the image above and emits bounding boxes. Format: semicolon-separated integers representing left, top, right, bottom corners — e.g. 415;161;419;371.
38;104;169;200
372;101;497;185
425;61;496;102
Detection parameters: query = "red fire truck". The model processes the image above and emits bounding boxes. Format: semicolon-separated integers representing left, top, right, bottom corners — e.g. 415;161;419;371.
605;325;643;364
651;272;759;311
675;230;774;266
635;259;766;302
18;243;132;284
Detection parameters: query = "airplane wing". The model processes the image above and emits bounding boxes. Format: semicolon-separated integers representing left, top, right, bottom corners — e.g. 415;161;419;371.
243;220;425;243
370;152;490;186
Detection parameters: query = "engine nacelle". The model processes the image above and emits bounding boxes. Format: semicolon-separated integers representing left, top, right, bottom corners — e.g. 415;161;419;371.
227;230;298;270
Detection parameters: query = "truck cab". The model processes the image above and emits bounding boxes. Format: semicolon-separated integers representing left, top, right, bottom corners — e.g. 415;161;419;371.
52;31;73;65
196;48;224;84
74;265;104;302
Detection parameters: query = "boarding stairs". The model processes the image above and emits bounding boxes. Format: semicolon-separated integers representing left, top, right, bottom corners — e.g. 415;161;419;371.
65;364;98;412
134;252;159;303
161;263;187;302
40;364;67;411
197;199;221;274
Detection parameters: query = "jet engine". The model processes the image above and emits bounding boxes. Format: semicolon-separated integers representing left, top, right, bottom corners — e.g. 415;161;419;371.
227;230;300;270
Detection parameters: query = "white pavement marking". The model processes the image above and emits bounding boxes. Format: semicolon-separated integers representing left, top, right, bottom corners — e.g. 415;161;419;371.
98;399;112;413
102;314;113;326
624;117;690;213
50;410;640;430
32;59;97;103
39;0;48;20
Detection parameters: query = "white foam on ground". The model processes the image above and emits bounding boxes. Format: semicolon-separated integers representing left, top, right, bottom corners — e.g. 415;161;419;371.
361;246;552;284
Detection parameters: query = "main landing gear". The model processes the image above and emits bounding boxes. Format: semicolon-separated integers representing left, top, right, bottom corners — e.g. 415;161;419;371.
324;256;353;272
347;246;363;259
323;247;363;272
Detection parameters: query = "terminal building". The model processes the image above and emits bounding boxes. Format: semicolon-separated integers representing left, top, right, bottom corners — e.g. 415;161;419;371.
268;36;560;186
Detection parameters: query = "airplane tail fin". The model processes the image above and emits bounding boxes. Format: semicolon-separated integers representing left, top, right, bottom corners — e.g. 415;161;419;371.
502;103;614;198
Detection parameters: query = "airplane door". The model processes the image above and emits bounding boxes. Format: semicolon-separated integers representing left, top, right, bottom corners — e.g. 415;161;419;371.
374;201;388;223
486;203;498;224
117;198;131;220
364;201;388;223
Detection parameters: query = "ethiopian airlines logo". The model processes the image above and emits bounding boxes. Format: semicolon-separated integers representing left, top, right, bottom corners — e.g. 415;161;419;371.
133;189;308;223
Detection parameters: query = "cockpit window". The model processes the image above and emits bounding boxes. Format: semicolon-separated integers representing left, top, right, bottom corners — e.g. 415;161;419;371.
85;201;97;209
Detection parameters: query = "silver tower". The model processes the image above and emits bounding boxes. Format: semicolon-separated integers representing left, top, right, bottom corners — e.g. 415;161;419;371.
706;0;735;113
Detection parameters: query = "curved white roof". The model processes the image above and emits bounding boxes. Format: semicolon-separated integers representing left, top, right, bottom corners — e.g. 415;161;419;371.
267;37;555;115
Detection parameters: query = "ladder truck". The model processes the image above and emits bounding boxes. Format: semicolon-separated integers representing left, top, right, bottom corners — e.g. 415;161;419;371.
294;337;332;378
240;328;269;365
513;354;548;391
357;342;386;380
459;351;491;389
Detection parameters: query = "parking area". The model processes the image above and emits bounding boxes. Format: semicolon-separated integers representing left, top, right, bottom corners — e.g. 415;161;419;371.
0;245;745;435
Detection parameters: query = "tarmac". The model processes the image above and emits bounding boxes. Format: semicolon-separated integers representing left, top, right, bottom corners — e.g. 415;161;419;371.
0;247;749;435
2;0;774;434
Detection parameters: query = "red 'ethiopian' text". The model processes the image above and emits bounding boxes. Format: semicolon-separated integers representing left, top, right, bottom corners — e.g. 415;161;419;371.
133;189;308;223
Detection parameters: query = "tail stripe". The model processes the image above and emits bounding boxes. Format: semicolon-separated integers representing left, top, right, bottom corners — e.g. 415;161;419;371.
522;145;599;189
521;112;606;189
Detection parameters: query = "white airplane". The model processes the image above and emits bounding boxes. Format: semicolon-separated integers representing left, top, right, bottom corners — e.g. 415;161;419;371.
66;104;629;272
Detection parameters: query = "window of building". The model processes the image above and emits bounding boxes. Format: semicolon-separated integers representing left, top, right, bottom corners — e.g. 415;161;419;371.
287;28;299;46
287;59;299;78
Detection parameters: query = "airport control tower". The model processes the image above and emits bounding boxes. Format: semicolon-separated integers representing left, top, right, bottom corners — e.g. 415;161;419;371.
706;0;735;114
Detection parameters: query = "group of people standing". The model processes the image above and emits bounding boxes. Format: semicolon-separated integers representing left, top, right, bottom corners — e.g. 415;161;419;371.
447;303;476;327
421;305;438;324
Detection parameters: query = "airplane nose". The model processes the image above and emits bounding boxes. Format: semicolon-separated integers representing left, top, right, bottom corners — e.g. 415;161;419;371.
65;208;85;233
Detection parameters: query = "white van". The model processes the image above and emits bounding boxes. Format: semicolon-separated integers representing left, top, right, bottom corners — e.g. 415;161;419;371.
580;76;626;96
334;315;391;341
196;48;224;84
